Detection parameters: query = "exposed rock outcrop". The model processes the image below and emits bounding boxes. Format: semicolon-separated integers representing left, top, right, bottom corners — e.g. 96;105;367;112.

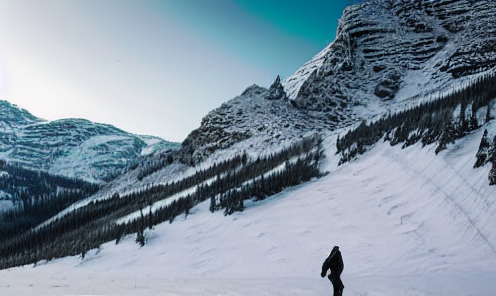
284;0;496;119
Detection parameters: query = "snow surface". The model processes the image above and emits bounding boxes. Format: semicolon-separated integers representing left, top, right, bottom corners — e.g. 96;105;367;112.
0;189;14;212
282;41;333;100
138;135;180;156
48;135;131;183
1;126;495;295
0;200;14;213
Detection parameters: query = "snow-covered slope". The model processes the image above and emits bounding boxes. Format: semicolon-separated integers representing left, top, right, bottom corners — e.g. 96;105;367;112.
0;100;179;182
16;0;494;251
1;126;495;296
282;43;331;101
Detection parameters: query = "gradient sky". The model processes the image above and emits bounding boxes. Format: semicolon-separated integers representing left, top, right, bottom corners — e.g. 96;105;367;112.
0;0;348;142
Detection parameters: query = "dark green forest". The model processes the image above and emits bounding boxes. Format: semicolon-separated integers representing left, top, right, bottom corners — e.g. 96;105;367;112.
0;136;324;269
0;163;100;239
336;72;496;184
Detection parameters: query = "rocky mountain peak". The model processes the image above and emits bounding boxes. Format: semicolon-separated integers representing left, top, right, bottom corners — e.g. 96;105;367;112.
179;82;323;165
180;0;496;170
284;0;496;119
266;75;288;100
0;100;44;125
0;100;178;182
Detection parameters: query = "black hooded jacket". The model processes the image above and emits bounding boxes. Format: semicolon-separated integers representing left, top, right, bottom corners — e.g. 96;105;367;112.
321;247;344;277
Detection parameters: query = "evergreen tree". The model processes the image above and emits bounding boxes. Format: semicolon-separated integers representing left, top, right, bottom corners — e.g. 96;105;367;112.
474;129;491;168
135;208;146;247
488;136;496;185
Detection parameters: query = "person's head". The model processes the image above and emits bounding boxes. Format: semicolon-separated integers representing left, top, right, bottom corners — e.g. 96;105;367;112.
331;246;339;254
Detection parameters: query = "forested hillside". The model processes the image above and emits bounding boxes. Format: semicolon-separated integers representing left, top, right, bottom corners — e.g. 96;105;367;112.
0;137;324;269
0;163;100;240
337;71;496;184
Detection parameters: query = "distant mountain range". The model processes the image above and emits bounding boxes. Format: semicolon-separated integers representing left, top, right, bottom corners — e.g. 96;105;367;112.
0;100;180;183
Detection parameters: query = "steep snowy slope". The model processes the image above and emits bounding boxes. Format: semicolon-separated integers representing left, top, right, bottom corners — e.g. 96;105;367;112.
1;126;494;296
8;0;493;257
0;100;179;182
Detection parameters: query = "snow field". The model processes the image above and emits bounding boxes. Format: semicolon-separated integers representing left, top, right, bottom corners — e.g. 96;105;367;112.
1;126;495;295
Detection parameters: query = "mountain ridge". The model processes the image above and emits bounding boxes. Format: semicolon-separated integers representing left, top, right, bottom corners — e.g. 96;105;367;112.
30;0;496;218
0;99;180;183
284;0;496;119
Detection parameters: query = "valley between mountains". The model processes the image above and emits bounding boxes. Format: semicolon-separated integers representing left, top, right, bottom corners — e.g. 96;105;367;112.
1;1;496;295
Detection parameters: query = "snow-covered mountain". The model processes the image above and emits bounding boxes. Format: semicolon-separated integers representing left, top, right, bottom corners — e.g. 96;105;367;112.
1;1;496;295
0;100;179;183
176;0;496;167
1;124;495;296
284;0;496;116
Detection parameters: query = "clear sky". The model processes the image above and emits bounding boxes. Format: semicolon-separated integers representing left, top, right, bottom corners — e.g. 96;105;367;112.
0;0;348;142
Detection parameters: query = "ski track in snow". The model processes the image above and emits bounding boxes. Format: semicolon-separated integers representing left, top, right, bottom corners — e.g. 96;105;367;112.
1;128;495;295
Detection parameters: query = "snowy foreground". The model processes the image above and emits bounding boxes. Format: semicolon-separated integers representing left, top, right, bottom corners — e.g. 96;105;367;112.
1;128;496;296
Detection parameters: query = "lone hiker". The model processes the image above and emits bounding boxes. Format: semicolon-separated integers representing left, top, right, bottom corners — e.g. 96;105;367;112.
321;246;344;296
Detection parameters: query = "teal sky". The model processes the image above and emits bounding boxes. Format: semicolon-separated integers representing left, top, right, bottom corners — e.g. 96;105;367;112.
166;0;347;78
0;0;348;142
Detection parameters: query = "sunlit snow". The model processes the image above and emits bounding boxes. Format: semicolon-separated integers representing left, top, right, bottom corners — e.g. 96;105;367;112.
1;126;495;296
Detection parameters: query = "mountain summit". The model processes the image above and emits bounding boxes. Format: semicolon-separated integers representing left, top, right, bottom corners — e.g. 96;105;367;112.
0;100;179;182
284;0;496;116
0;100;43;125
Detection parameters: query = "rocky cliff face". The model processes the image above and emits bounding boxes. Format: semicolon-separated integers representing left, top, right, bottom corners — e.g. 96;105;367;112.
284;0;496;117
180;84;321;165
180;0;496;169
0;100;179;182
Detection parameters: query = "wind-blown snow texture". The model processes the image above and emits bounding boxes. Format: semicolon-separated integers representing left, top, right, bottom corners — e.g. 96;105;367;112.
1;128;495;295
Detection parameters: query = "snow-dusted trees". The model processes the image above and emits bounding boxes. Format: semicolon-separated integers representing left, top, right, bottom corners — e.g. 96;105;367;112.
0;163;100;240
0;136;325;270
214;152;322;216
474;129;491;168
337;70;496;184
133;207;146;247
486;135;496;185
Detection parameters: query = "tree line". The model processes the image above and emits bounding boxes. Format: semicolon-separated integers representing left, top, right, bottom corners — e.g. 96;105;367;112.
337;71;496;169
0;163;100;240
210;152;323;215
0;136;324;269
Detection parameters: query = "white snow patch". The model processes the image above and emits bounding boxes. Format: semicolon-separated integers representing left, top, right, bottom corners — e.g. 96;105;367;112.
0;200;14;213
282;41;334;100
0;190;12;200
48;135;131;183
2;126;495;295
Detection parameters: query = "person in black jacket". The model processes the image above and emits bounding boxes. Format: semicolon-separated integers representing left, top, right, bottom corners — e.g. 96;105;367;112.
321;246;344;296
